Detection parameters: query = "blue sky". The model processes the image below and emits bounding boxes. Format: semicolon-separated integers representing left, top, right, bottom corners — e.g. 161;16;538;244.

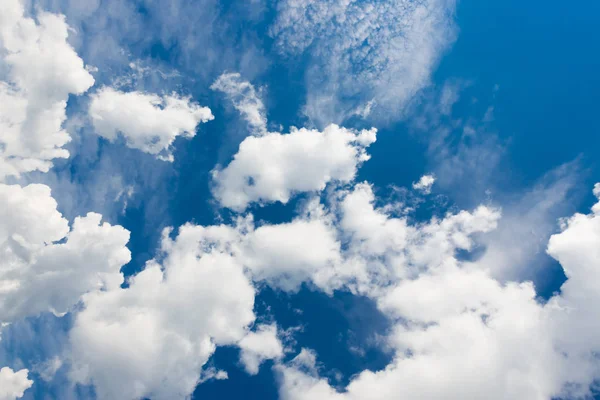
0;0;599;399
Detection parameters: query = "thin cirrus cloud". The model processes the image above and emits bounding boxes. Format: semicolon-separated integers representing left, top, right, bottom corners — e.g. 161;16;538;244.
211;72;268;136
270;0;458;125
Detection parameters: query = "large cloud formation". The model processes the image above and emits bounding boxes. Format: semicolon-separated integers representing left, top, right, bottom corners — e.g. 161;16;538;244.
68;224;257;400
274;184;600;400
210;73;600;400
0;2;132;398
0;183;130;323
1;2;599;400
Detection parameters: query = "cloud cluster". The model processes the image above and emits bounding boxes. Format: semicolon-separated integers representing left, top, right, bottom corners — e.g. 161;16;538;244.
89;87;214;161
68;224;257;400
0;0;94;179
274;185;600;400
1;3;599;400
0;183;130;323
270;0;457;125
0;3;133;398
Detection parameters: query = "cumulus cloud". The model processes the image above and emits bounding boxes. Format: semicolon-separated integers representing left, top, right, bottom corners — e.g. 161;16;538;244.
89;87;214;161
68;223;256;400
412;174;436;194
274;183;600;400
240;213;341;292
239;324;284;375
0;0;95;180
211;72;267;135
270;0;457;125
0;367;32;400
213;124;376;211
0;183;131;323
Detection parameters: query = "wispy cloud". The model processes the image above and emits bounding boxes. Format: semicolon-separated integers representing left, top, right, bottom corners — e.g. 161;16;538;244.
270;0;458;126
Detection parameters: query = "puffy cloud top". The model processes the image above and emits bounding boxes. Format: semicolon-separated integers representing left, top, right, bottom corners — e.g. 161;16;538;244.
0;367;32;400
0;183;131;323
89;87;214;161
0;0;94;179
213;124;376;211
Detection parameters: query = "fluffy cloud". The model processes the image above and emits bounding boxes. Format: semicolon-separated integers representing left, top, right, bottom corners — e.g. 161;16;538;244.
270;0;457;125
0;183;131;323
412;174;435;194
89;87;214;161
0;0;94;180
211;72;268;135
240;213;341;292
545;184;600;379
275;183;600;400
238;324;284;375
0;367;32;400
213;124;376;210
68;223;256;400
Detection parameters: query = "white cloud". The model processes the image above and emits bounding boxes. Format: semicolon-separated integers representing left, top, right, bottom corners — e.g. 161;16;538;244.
89;87;214;161
240;214;341;292
68;223;256;400
270;0;457;125
239;324;284;375
275;183;600;400
0;367;32;400
412;174;435;194
211;72;267;135
0;183;131;323
545;184;600;372
213;124;376;211
0;0;95;180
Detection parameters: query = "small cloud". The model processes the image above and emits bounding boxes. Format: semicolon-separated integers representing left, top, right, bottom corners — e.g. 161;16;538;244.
412;174;436;194
211;72;268;136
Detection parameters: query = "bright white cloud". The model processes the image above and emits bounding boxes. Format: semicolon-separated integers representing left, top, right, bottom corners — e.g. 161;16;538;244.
0;367;32;400
275;183;600;400
69;223;256;400
213;124;376;211
0;0;95;180
240;213;341;292
545;184;600;374
89;87;214;161
412;174;435;194
239;324;284;375
270;0;457;125
211;72;267;135
0;183;131;323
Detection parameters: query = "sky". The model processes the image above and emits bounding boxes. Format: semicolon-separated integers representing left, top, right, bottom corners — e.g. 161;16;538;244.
0;0;599;399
